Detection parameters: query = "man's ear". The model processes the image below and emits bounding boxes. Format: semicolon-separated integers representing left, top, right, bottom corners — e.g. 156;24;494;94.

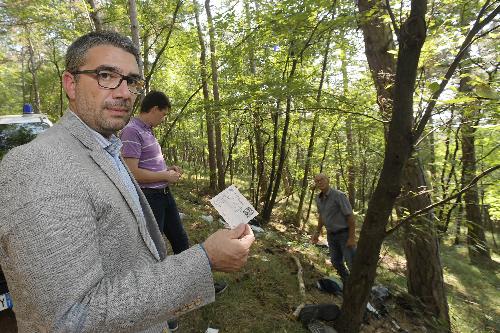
62;71;76;100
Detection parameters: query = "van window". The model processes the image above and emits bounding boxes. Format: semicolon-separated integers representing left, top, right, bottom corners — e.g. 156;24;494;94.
0;122;51;159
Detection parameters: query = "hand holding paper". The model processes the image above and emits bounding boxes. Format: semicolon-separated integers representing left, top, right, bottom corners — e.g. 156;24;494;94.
203;224;255;272
203;185;256;272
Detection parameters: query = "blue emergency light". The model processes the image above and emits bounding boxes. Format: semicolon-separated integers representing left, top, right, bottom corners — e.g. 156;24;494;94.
23;103;34;114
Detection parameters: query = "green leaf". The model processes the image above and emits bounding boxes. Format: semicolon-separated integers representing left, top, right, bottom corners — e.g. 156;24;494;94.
441;96;476;104
475;84;499;99
428;82;440;93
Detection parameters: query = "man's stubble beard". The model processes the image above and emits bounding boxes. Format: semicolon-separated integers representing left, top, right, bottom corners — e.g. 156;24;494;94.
75;93;133;136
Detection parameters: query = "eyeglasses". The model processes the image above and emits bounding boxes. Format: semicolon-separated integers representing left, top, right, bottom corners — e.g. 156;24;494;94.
70;68;145;95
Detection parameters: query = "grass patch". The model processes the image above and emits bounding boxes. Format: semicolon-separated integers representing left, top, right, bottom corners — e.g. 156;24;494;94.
441;245;500;333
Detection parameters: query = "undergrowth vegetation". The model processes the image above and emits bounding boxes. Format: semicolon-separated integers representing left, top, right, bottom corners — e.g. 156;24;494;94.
171;180;499;333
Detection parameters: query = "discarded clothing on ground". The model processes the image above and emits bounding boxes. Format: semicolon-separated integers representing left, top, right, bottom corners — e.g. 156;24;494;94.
298;303;341;326
316;277;343;296
369;285;390;316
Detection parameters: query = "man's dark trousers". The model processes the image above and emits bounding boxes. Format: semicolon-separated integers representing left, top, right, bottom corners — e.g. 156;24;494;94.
326;228;356;285
143;187;189;254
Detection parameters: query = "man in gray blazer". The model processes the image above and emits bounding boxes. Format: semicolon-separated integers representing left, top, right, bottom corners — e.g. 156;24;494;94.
0;31;254;332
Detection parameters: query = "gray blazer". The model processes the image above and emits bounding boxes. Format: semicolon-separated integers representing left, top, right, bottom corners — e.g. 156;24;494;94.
0;111;214;332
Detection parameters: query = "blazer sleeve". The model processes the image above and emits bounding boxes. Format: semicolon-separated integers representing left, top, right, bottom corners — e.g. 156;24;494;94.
0;143;215;332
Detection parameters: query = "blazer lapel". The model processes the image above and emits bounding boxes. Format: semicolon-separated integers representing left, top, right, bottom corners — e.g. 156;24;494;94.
131;175;167;260
89;149;143;219
60;111;162;260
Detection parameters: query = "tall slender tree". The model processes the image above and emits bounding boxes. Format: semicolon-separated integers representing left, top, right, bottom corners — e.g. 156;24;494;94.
194;0;217;192
205;0;226;191
354;0;451;329
25;28;40;113
296;30;332;226
459;51;491;263
128;0;143;78
85;0;103;31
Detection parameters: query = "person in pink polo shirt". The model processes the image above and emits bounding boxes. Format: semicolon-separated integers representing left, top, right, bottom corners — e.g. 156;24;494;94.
120;91;227;331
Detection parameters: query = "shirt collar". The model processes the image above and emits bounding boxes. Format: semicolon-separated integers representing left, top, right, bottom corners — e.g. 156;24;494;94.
132;117;152;131
319;187;332;199
69;110;122;157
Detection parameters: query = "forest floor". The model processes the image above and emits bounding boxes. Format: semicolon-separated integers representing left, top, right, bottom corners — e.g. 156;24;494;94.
172;179;500;333
0;178;497;333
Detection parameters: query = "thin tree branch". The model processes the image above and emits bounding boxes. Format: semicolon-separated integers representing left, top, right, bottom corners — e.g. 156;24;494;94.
223;124;241;177
414;124;439;147
413;2;500;140
386;164;500;236
159;84;203;146
476;144;500;164
294;107;387;124
384;0;400;40
145;0;183;87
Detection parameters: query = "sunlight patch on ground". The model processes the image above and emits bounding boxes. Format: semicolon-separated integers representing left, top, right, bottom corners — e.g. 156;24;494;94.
269;221;288;232
443;271;466;294
378;248;406;275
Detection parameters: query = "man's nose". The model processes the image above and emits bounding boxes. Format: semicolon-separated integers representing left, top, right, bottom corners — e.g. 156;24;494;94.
112;79;132;98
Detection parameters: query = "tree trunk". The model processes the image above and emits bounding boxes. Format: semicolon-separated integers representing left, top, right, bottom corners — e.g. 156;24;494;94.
261;5;328;222
128;0;144;78
248;134;256;203
355;0;450;331
223;124;240;181
261;102;280;222
337;1;427;332
354;0;449;328
296;31;331;226
357;0;395;124
244;0;267;208
261;55;299;223
437;114;459;232
454;203;463;245
341;48;356;208
26;31;41;114
205;0;225;191
461;119;491;262
252;108;267;209
194;0;217;192
401;158;450;332
458;51;491;263
85;0;103;31
49;40;64;117
142;32;149;87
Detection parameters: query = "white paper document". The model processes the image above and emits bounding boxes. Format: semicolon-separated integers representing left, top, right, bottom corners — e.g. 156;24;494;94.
209;185;258;229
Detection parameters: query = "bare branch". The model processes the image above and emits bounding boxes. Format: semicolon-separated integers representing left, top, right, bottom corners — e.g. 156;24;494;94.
386;164;500;236
294;107;387;124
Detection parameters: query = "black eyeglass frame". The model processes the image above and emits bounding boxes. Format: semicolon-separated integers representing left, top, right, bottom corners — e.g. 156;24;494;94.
70;68;145;95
